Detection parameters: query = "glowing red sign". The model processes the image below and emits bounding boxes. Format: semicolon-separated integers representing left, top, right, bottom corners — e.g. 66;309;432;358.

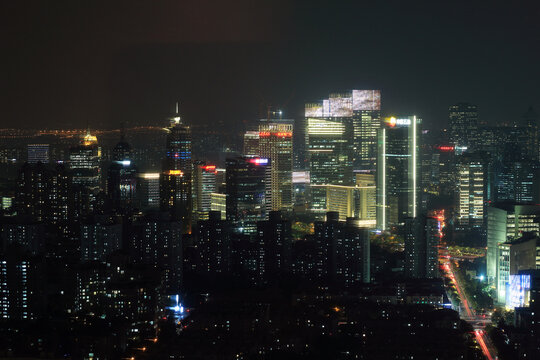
249;158;269;165
437;146;454;152
275;132;292;137
259;132;271;137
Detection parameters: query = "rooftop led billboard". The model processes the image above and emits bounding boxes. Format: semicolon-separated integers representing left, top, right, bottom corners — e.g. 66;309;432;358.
352;90;381;111
305;90;381;117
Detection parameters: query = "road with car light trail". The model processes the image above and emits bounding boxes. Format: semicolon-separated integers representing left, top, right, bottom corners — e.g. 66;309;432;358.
442;258;497;360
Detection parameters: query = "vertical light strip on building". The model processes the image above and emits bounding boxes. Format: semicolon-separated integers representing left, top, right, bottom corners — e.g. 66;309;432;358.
412;116;417;218
382;128;386;230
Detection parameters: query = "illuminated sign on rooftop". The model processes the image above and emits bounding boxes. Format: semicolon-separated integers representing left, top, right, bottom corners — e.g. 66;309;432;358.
305;90;381;117
167;170;183;176
249;158;269;165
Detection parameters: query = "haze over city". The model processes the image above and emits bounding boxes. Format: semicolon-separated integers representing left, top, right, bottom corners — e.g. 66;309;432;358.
1;1;540;360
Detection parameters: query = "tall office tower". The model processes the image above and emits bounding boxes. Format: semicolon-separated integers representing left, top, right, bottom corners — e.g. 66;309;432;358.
225;156;270;234
521;107;539;161
210;192;227;219
70;130;101;192
160;105;192;233
0;245;45;320
376;116;421;230
305;90;380;175
70;130;101;210
432;145;457;197
258;121;293;211
192;162;217;221
486;204;540;283
129;212;183;294
243;131;260;156
226;157;271;234
404;215;440;279
27;144;49;164
15;163;71;225
80;220;122;261
305;114;354;211
107;136;137;211
138;173;160;209
448;102;478;150
256;211;292;283
455;153;486;231
494;159;537;203
196;211;231;274
314;212;370;287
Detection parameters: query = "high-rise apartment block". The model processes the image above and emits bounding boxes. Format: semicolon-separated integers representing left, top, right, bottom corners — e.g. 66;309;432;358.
314;212;370;287
404;215;440;279
256;211;292;283
196;211;231;274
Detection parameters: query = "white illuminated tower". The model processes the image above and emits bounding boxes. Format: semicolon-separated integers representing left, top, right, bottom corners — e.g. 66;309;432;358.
376;116;421;230
455;153;486;231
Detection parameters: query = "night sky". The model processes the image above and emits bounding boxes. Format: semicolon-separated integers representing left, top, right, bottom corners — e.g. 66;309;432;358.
2;0;539;130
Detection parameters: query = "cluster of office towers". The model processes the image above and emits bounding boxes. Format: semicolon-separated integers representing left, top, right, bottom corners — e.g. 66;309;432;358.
4;90;539;321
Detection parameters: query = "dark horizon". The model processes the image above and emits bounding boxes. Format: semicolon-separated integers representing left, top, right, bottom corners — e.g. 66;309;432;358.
2;1;540;130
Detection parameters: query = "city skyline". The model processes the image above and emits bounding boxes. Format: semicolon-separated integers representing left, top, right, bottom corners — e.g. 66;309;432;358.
3;2;540;359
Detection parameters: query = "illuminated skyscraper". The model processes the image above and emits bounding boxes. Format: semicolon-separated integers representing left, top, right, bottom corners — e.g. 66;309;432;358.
305;116;353;210
449;102;478;149
455;153;486;231
258;120;293;211
225;156;270;234
160;104;192;233
305;90;381;171
70;130;101;199
138;173;160;209
192;162;217;221
243;131;260;156
376;116;421;230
